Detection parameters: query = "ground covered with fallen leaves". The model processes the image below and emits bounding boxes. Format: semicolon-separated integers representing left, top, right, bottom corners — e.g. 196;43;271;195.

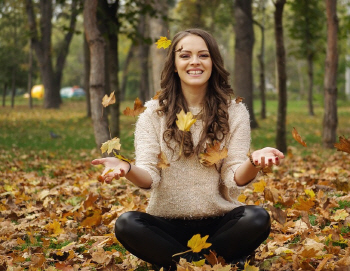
1;100;350;270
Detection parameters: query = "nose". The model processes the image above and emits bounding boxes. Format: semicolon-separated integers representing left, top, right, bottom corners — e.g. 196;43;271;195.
190;55;200;65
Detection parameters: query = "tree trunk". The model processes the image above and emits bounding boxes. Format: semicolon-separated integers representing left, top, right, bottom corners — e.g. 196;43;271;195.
323;0;338;148
84;0;110;151
233;0;258;128
121;43;135;100
28;39;33;109
149;0;168;94
307;53;315;116
255;21;266;119
274;0;287;153
2;83;7;107
138;13;150;103
83;33;91;118
11;67;16;108
25;0;79;109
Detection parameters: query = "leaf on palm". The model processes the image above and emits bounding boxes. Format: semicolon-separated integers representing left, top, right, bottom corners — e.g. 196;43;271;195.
100;137;121;154
334;135;350;154
157;152;170;169
114;153;134;163
155;36;172;49
123;97;146;117
187;234;212;253
176;110;197;132
199;141;228;166
292;127;307;147
102;91;116;107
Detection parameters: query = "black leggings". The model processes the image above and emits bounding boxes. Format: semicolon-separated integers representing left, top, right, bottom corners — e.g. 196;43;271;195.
115;205;270;268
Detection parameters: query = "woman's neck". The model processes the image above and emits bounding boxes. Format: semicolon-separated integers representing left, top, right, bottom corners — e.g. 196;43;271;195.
181;85;207;108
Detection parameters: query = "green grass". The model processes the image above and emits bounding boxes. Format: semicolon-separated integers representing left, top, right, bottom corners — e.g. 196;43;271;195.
1;97;350;161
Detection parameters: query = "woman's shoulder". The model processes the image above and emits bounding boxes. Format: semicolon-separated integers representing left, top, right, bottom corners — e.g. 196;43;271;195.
142;99;160;114
228;99;249;116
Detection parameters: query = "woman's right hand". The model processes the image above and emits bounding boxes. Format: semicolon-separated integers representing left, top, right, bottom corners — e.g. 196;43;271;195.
91;157;130;184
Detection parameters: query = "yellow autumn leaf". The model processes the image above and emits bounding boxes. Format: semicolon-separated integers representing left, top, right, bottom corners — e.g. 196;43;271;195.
102;91;116;107
331;209;349;221
157;152;170;169
237;194;247;203
192;259;206;267
187;234;212;253
100;137;121;154
176;110;197;132
243;261;259;271
46;220;64;235
305;189;315;198
155;36;172;49
253;180;266;193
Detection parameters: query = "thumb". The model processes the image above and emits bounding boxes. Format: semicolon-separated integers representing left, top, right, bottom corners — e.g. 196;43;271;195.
272;149;285;158
91;158;105;165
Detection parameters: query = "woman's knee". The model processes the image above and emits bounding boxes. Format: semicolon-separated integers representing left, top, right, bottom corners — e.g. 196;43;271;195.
244;205;271;230
115;211;139;238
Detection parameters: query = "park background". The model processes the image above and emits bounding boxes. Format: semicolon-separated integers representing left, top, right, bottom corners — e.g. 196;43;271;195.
1;0;350;270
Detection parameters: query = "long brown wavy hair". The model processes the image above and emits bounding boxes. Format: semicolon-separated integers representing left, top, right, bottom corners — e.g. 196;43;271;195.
157;29;234;158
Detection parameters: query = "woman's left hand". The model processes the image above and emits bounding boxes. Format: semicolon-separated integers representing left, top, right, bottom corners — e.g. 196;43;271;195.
251;147;284;168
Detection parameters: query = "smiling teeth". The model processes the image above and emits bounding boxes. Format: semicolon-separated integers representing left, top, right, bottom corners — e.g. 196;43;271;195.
188;71;203;74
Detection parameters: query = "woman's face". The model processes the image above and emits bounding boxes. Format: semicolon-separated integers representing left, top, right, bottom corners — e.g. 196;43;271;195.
174;35;213;92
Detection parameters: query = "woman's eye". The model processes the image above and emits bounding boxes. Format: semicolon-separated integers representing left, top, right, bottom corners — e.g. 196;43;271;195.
180;54;190;59
199;54;209;58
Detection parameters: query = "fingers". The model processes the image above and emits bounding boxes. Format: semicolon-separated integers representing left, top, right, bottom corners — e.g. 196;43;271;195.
91;158;105;165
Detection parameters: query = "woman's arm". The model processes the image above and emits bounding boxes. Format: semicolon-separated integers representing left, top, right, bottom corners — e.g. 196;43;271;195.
91;157;153;189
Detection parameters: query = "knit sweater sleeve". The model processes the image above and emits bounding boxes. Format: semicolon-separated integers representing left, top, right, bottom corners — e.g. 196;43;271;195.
134;100;161;189
220;102;257;199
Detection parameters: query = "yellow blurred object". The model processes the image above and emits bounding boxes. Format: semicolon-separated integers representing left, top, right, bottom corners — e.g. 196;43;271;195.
31;84;44;99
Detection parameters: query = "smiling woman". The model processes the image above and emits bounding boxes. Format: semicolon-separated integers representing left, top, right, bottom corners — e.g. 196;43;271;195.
92;28;284;270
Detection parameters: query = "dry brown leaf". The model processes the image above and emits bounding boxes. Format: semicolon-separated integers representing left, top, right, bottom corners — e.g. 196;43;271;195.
293;196;315;212
204;250;226;266
157;152;170;169
235;96;244;104
292;127;307;147
100;137;121;155
199;141;228;166
334;135;350;154
123;97;146;117
153;90;162;100
81;209;102;227
102;91;116;107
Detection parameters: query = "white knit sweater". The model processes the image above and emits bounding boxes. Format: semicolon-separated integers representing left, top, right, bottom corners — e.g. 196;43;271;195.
134;99;253;219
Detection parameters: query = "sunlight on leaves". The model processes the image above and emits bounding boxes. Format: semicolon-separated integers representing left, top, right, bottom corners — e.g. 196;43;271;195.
123;97;146;117
334;136;350;154
292;127;307;147
187;234;212;253
176;110;197;132
199;141;228;166
102;91;116;107
100;137;121;155
155;36;172;49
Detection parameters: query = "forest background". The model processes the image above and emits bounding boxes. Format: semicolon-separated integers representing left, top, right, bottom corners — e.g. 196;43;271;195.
1;0;350;271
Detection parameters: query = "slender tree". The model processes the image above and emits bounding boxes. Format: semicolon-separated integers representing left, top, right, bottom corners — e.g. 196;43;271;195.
84;0;110;151
288;0;325;116
323;0;338;148
25;0;80;108
234;0;258;128
273;0;287;153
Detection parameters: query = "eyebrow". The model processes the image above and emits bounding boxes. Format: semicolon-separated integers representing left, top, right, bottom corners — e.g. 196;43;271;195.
177;49;209;53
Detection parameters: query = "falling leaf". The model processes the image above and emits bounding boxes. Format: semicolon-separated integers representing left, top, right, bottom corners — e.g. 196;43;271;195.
157;152;170;169
102;91;116;107
199;141;228;166
334;135;350;154
292;127;307;147
100;137;121;154
235;96;244;104
176;110;197;132
123;97;146;117
187;234;212;253
331;209;349;221
155;36;172;49
253;180;267;193
153;90;162;100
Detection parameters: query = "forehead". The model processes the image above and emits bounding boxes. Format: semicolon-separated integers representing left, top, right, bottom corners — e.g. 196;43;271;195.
175;35;209;52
